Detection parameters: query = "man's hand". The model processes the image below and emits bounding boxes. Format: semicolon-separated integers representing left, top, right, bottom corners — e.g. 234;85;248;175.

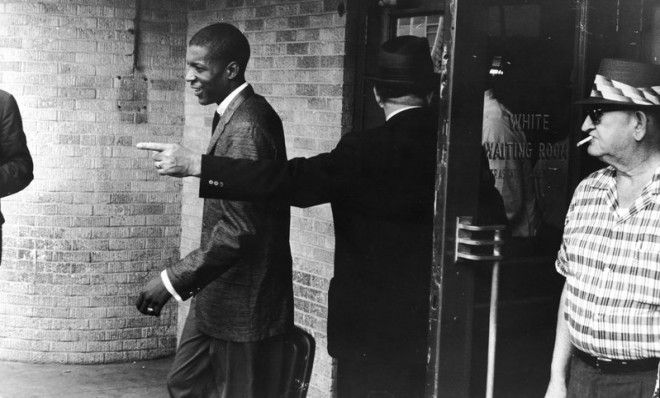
136;142;202;178
136;275;172;317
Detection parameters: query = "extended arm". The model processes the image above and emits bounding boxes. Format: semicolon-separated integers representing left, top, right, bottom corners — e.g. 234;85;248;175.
199;150;353;208
0;94;33;198
139;133;360;207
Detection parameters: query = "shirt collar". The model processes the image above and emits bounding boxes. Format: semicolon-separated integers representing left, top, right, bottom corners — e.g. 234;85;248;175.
589;165;660;196
216;82;249;116
385;105;422;121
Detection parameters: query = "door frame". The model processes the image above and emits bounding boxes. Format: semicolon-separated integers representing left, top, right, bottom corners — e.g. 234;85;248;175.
427;0;489;395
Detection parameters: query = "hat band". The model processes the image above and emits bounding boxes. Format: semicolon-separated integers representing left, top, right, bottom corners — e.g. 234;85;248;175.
590;74;660;105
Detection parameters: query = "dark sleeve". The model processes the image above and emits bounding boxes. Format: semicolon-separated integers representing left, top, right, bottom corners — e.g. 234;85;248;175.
476;149;507;226
199;133;360;208
0;94;33;198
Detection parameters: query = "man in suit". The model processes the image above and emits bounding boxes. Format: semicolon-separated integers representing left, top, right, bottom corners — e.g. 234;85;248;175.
0;89;33;264
140;36;504;396
135;23;292;397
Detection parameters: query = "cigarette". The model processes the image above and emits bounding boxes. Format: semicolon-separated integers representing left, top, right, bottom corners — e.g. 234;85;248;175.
576;136;593;147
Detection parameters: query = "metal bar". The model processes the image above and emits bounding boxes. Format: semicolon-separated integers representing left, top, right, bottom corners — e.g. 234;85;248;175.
485;229;502;398
457;237;503;246
132;0;141;73
457;253;502;262
458;223;506;232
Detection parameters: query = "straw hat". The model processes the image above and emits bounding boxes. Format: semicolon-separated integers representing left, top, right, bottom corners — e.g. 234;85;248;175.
578;58;660;107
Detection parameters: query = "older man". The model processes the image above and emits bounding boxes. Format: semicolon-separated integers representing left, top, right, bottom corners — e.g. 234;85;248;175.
546;59;660;398
0;89;33;264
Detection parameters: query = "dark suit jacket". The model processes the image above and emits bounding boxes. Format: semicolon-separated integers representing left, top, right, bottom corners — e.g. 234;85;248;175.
199;107;505;363
167;85;293;342
0;89;33;262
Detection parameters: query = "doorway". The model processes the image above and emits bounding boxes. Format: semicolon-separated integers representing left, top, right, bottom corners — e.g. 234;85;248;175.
425;0;660;397
348;0;658;397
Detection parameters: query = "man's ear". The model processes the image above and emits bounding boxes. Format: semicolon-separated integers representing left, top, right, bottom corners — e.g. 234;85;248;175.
632;111;649;141
224;61;241;80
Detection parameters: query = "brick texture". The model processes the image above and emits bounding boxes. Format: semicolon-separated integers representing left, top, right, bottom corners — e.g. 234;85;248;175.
0;0;187;363
186;2;348;396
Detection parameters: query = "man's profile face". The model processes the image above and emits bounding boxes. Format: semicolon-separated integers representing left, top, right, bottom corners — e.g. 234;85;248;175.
581;109;636;161
185;45;231;106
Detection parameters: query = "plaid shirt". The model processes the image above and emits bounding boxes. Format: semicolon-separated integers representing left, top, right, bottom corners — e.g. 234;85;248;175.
557;165;660;360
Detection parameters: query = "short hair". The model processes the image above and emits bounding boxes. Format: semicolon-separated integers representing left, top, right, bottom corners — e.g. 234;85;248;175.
189;23;250;75
373;81;432;103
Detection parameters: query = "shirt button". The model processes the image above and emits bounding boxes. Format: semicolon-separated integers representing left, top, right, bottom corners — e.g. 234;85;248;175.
213;181;219;186
208;180;214;185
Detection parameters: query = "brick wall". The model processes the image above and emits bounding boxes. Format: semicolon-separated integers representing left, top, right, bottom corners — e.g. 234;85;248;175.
185;1;349;395
0;0;186;363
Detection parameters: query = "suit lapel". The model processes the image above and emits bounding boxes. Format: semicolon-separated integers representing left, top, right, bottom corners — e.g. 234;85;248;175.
206;85;254;154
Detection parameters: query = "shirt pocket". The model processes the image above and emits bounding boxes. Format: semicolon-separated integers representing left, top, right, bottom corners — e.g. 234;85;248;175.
631;236;660;306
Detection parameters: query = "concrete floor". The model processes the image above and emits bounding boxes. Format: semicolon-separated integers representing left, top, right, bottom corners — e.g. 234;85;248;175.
0;356;173;398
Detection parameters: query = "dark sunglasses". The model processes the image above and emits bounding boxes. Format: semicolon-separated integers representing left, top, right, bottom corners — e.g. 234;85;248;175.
587;108;605;125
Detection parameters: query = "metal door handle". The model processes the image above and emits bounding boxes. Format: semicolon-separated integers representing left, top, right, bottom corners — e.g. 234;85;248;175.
454;216;505;398
454;216;505;262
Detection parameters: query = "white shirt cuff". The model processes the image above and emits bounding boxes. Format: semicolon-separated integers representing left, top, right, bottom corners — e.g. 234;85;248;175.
160;270;183;302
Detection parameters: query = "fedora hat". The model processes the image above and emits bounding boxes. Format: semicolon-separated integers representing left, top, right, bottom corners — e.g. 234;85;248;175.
578;58;660;107
366;35;439;86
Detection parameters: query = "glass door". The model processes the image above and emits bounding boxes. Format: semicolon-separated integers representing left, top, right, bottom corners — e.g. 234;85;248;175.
429;0;576;397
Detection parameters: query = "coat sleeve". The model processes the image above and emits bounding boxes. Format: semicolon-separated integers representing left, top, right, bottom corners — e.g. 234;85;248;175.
199;133;361;208
0;94;33;198
167;113;286;300
476;149;507;226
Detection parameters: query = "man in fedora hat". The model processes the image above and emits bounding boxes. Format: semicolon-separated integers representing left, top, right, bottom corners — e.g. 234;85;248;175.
545;59;660;398
139;35;504;396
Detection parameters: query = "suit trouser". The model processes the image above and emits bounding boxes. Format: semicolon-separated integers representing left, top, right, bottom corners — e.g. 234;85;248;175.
336;358;425;398
167;307;286;398
567;354;656;398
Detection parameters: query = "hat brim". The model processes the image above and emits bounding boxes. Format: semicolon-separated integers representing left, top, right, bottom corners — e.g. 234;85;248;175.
575;97;660;108
366;73;440;87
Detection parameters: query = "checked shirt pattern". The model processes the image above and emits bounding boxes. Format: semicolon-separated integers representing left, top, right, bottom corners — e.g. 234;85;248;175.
557;166;660;360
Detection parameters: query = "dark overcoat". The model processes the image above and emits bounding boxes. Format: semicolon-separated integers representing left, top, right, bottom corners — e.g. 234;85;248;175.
0;90;33;262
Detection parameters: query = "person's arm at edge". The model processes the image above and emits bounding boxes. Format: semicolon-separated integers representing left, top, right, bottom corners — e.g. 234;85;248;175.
0;94;33;198
544;282;571;398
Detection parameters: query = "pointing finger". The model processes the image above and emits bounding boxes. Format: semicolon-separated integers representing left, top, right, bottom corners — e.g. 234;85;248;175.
136;142;168;152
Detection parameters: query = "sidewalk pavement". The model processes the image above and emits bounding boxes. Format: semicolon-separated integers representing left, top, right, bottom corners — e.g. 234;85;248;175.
0;356;173;398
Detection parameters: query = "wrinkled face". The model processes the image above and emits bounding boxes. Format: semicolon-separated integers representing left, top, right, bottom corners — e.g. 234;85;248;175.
185;45;230;105
581;109;637;162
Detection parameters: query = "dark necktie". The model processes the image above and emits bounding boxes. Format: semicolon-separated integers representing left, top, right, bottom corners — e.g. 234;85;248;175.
212;112;220;134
